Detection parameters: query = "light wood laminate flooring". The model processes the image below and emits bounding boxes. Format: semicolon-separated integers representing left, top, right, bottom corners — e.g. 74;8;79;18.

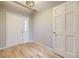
0;42;62;58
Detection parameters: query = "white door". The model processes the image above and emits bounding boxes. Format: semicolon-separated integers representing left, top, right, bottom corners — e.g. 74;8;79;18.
6;12;24;47
53;2;76;57
23;17;29;43
65;2;75;57
53;4;65;56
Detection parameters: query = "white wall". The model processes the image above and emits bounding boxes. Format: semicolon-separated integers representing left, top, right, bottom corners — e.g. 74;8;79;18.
32;8;53;48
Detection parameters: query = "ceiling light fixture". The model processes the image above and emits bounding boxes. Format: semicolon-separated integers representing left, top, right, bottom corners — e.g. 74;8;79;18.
26;1;35;8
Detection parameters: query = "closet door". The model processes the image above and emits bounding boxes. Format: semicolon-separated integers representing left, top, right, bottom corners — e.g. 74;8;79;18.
0;7;6;48
53;4;65;56
65;2;75;57
6;11;24;47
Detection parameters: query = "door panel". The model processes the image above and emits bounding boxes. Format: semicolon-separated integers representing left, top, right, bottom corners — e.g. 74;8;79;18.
55;35;65;52
55;4;65;16
55;15;65;33
65;2;73;13
65;36;75;54
66;13;75;35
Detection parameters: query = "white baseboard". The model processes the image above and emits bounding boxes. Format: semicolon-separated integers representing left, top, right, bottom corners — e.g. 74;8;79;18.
0;40;33;50
0;40;53;51
31;40;64;58
0;47;6;50
31;41;54;51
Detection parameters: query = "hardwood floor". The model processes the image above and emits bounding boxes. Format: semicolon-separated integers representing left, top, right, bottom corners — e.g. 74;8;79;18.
0;42;61;58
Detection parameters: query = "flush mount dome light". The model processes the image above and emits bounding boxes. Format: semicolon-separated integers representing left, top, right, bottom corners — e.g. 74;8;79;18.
26;1;35;8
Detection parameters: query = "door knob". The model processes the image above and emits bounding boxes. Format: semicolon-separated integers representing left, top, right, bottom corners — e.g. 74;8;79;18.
53;32;56;34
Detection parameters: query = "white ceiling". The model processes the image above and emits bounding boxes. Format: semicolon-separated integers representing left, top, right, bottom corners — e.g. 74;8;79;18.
18;1;65;12
0;1;65;16
33;1;65;11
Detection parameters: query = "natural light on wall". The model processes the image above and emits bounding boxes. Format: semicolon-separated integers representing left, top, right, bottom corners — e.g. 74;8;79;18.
24;19;28;31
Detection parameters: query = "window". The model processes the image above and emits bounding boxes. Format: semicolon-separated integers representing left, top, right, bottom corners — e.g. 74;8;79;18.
24;19;28;31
